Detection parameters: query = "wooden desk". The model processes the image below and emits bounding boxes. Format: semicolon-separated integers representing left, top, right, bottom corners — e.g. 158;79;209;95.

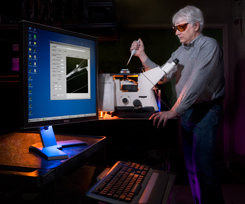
0;132;106;188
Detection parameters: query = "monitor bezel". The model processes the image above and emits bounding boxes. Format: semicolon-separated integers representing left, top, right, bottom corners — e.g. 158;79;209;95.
19;20;99;129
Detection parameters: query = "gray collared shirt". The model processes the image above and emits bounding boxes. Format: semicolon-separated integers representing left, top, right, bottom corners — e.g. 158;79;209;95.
144;33;225;114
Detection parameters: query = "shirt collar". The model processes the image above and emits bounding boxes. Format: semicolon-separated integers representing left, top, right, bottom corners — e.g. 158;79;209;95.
183;33;203;50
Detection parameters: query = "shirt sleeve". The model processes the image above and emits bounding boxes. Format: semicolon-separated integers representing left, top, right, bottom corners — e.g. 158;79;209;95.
171;40;222;114
143;57;177;80
143;57;159;68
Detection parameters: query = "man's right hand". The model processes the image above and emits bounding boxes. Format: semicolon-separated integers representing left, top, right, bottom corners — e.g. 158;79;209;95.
130;38;148;63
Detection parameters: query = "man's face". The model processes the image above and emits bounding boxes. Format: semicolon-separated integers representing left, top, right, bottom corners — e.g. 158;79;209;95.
174;20;200;45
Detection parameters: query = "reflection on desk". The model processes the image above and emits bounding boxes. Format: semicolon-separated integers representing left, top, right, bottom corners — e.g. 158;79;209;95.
0;132;106;188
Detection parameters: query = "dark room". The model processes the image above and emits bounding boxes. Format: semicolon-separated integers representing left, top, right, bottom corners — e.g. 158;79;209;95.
0;0;245;204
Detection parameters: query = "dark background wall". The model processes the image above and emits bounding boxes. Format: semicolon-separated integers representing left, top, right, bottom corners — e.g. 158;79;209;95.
0;0;244;168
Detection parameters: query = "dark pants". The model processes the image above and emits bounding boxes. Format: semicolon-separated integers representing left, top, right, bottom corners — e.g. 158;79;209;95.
181;101;225;204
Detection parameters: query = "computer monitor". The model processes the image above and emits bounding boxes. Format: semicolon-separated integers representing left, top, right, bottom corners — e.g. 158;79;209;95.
19;20;98;160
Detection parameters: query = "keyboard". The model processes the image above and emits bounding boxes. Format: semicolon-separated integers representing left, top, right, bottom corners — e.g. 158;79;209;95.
86;161;173;204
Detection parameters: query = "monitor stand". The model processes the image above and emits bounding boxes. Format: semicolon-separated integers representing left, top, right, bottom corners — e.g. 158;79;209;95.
29;126;87;160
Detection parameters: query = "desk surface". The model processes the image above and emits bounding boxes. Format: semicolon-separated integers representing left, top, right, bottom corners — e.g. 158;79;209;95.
0;132;106;188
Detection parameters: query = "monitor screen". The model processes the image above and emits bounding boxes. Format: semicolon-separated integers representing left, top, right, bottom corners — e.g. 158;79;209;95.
19;21;98;160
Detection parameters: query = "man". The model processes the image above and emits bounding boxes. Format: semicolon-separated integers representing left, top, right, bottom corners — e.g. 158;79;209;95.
130;5;225;204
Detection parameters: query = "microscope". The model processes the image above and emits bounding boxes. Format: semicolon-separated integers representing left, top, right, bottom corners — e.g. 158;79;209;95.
99;59;179;118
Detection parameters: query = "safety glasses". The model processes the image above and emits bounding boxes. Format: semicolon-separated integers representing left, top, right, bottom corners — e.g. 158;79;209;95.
172;23;189;32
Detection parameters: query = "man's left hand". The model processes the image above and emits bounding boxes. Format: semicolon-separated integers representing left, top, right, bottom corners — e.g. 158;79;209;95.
149;110;179;128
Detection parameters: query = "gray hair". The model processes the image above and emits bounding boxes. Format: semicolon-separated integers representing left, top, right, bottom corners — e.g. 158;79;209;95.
172;6;204;32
